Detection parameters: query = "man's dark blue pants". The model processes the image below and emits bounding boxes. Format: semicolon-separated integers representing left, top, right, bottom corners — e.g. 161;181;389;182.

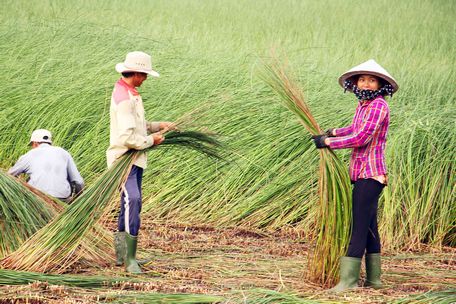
118;165;143;236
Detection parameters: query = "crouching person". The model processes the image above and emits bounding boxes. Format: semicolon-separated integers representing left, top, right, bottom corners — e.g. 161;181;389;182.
9;129;84;203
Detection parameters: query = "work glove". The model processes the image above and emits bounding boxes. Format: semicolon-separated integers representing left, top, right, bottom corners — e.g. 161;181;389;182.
311;135;329;149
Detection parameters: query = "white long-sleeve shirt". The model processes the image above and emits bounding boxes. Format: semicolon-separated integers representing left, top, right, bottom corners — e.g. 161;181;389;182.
8;143;84;199
106;78;161;169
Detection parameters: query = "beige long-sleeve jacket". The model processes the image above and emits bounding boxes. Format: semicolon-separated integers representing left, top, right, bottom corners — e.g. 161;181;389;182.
106;79;160;169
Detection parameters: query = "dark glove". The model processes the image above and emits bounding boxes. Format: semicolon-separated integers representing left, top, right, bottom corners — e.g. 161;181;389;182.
324;128;336;137
71;181;83;196
311;135;329;149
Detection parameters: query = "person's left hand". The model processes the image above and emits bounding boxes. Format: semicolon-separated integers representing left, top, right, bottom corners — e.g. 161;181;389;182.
311;135;329;149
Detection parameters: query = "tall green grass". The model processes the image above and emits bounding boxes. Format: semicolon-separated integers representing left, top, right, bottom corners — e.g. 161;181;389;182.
0;0;454;254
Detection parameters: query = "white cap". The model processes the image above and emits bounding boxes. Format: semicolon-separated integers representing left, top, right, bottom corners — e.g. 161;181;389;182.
115;51;160;77
30;129;52;145
339;59;399;93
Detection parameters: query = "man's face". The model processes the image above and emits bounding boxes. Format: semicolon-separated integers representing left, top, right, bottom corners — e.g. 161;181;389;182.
132;72;148;87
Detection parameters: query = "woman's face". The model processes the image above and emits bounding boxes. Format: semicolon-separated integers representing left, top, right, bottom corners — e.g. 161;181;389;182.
357;74;380;91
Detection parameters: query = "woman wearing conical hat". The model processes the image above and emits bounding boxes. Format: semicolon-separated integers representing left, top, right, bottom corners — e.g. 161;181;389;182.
312;59;398;292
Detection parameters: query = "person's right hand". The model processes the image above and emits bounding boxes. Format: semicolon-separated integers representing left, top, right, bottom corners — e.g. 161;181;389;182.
152;133;165;145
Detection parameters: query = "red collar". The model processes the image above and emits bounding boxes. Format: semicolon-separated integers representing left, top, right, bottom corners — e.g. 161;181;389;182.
117;78;139;95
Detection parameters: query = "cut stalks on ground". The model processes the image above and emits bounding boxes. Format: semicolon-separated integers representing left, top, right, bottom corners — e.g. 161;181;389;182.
0;268;142;288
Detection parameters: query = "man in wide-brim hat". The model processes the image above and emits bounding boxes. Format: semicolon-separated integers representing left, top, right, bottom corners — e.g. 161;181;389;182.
108;51;174;273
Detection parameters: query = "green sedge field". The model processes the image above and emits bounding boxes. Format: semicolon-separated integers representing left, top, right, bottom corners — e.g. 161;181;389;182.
0;0;454;303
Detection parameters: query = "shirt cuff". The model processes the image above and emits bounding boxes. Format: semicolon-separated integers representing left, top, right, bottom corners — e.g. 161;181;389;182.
145;135;154;148
148;122;161;133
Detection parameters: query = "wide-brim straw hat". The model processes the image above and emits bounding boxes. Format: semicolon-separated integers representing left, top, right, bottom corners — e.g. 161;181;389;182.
338;59;398;93
115;51;160;77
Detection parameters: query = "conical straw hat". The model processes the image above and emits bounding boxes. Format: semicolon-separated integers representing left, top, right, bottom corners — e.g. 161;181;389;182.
338;59;398;93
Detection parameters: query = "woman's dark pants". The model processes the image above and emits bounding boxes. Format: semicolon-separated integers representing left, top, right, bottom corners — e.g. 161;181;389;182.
347;178;385;258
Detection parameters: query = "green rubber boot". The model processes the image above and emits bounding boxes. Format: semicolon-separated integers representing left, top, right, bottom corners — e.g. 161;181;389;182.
364;253;383;289
114;231;126;266
329;256;361;292
125;233;142;274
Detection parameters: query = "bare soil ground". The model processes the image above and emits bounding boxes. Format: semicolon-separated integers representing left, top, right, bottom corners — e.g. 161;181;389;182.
0;220;455;303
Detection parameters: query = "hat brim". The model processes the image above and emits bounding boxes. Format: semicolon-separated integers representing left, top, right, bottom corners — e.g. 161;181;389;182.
115;63;160;77
29;140;52;145
339;71;398;93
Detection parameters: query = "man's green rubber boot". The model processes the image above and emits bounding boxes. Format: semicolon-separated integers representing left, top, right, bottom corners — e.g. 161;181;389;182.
329;256;361;292
125;233;142;274
364;253;383;289
114;231;126;266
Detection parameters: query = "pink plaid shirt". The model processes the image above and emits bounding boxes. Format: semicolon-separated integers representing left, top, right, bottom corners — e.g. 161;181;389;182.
329;97;390;182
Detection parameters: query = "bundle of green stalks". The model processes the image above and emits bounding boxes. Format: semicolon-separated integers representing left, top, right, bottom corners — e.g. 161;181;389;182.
259;57;351;286
25;177;121;266
157;130;225;161
1;130;223;273
0;268;141;288
0;170;57;258
229;289;330;304
0;169;115;269
19;181;64;213
102;293;223;304
391;288;456;304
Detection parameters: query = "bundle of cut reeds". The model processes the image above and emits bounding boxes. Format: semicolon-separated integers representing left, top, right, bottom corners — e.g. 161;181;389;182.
0;170;115;268
0;268;140;288
0;171;58;258
259;56;352;286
